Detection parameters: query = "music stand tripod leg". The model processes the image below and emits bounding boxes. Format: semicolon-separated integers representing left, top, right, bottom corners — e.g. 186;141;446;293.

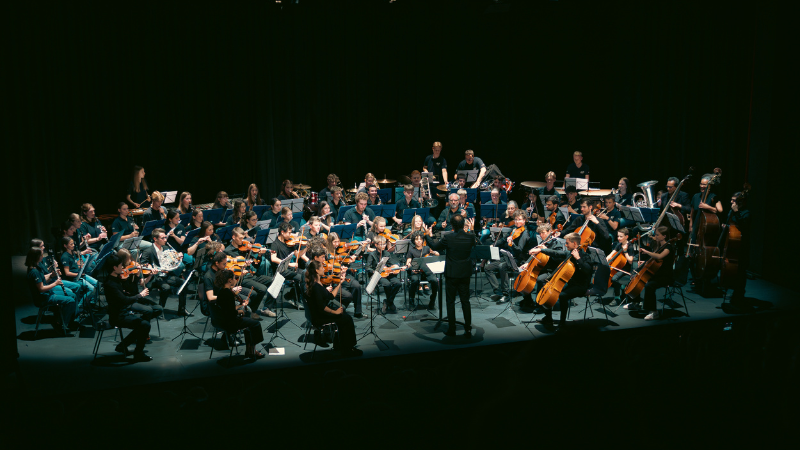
267;286;300;347
358;287;388;350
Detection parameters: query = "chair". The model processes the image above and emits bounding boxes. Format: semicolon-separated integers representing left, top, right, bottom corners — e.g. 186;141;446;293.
659;282;689;317
563;261;611;323
300;296;338;360
207;304;245;366
34;303;67;339
92;320;125;360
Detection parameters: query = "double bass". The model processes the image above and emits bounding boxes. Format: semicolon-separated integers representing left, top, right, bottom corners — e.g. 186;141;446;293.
688;172;722;282
718;183;749;290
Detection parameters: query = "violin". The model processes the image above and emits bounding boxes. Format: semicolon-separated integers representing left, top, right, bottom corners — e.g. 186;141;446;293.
285;234;309;248
379;229;400;244
121;262;162;279
380;264;407;278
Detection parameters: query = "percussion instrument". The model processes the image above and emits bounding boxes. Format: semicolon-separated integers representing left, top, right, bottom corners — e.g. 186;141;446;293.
310;192;319;204
521;181;546;189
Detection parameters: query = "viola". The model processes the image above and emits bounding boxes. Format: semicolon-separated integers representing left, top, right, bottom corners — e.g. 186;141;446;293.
380;264;407;278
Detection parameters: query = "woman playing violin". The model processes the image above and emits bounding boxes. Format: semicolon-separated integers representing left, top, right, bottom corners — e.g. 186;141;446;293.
269;222;307;308
186;221;218;258
304;260;362;356
104;252;158;361
405;231;439;309
214;268;267;359
116;248;163;332
623;226;674;320
367;217;395;252
307;242;364;319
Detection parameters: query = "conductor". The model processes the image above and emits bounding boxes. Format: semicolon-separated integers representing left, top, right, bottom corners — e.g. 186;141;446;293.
425;214;476;338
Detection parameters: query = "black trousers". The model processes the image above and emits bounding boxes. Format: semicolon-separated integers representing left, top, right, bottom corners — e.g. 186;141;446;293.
485;260;509;295
339;278;363;315
543;283;588;327
220;316;264;348
149;274;187;311
408;269;439;301
730;259;749;303
115;303;159;353
241;273;273;311
611;271;631;297
445;276;471;330
639;278;671;312
318;312;356;349
377;276;402;304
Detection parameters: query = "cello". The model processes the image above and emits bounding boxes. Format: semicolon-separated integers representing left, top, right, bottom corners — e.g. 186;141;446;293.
535;248;576;308
513;233;559;294
624;235;679;299
606;236;638;288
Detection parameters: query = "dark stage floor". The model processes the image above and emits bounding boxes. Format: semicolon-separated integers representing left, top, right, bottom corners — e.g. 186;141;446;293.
8;256;798;399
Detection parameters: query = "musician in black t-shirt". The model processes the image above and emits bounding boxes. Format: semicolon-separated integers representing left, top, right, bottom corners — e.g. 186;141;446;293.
540;171;559;198
624;227;675;320
596;195;621;243
561;186;582;217
404;231;440;309
486;212;529;304
725;191;750;307
607;228;636;306
319;174;340;205
393;185;421;231
364;235;403;313
126;165;150;209
224;227;276;318
565;151;590;180
455;149;487;189
615;177;635;207
141;191;167;225
561;199;611;253
544;196;567;231
269;222;306;309
423;141;448;184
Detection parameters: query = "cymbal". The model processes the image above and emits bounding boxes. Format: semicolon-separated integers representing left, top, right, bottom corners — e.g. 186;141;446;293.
376;178;396;184
294;184;311;189
347;188;359;193
437;185;449;192
580;189;613;197
521;181;546;189
397;175;412;184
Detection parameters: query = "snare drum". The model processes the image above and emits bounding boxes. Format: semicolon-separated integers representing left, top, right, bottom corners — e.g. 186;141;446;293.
310;192;319;205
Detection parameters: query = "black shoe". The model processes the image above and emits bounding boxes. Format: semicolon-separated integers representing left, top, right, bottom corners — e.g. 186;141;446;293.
464;328;472;339
132;352;153;362
536;317;555;331
115;343;130;356
314;330;330;348
354;313;366;319
423;285;431;295
490;294;502;301
177;309;194;317
444;329;457;337
388;303;397;313
381;303;388;314
427;299;436;310
496;296;509;304
407;299;416;309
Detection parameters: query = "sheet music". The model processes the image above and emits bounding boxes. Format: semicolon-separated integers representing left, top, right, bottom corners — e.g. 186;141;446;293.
427;261;446;274
267;272;285;299
489;246;500;260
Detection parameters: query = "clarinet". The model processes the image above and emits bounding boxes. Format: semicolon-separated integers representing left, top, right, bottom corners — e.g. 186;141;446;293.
46;248;67;295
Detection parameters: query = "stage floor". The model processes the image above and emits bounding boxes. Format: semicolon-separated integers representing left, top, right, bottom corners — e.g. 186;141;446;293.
9;256;798;398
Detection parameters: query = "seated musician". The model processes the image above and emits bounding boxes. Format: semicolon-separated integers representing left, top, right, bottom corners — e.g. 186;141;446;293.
260;198;282;227
225;227;276;318
126;165;150;209
405;231;440;309
316;201;334;233
59;236;96;313
278;179;301;201
364;235;403;314
491;175;506;192
437;193;464;232
565;151;590;181
423;141;448;185
405;214;426;239
357;173;381;194
624;226;674;320
213;268;267;359
62;219;98;274
540;171;559;197
455;176;467;189
177;192;193;215
187;209;203;231
561;199;611;253
111;202;140;245
304;260;362;357
394;184;420;231
308;242;363;319
328;187;347;222
517;223;565;309
140;228;190;316
212;191;232;210
366;185;382;206
26;246;77;334
319;173;340;204
79;203;108;252
455;149;487;189
104;253;156;361
164;210;192;266
366;216;394;251
485;211;529;304
410;170;425;204
343;193;375;241
616;177;634;207
522;189;543;224
116;248;164;339
725;190;750;307
277;206;300;233
141;191;167;224
245;183;264;210
479;188;507;244
534;232;593;331
608;228;636;306
596;194;621;242
227;200;247;226
303;216;327;241
269;222;307;309
457;188;471;211
186;221;218;260
195;241;224;276
561;186;581;217
30;238;77;300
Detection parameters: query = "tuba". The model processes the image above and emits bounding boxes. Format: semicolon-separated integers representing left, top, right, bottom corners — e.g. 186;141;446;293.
634;180;658;208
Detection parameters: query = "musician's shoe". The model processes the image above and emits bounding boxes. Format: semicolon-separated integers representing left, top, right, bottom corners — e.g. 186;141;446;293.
516;298;533;307
444;328;457;337
258;308;277;318
623;303;641;311
354;313;366;319
427;299;437;310
490;294;502;301
381;303;388;314
496;296;509;304
644;311;660;321
176;309;194;317
536;317;555;331
286;300;304;310
608;297;621;307
314;329;329;348
423;285;431;295
132;351;153;362
464;327;472;339
250;313;263;321
115;343;131;356
388;303;398;313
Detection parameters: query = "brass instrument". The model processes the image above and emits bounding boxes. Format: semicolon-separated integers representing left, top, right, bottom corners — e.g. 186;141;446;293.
421;176;438;208
634;180;658;208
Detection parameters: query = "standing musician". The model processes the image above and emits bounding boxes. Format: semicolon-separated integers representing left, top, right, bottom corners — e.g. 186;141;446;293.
405;231;440;309
316;201;334;233
177;192;193;215
624;226;675;320
534;232;593;331
26;246;77;334
455;149;487;189
357;173;381;194
278;180;301;200
213;268;267;359
565;151;590;181
517;223;566;309
423;141;448;184
596;194;622;241
319;173;340;204
79;203;108;252
343;192;376;241
304;260;362;357
608;228;636;306
687;174;724;293
437;193;464;232
367;185;382;206
364;235;403;314
308;243;364;318
140;228;190;316
424;214;476;337
522;189;543;224
486;211;530;304
269;222;307;309
111;202;140;245
104;253;155;361
615;177;634;207
544;196;567;231
393;185;421;231
561;199;611;253
187;209;203;231
225;227;276;318
260;198;282;227
126;165;151;209
724;190;750;307
540;171;559;198
227;201;247;226
141;191;167;224
659;177;691;285
212;191;232;210
328;187;348;222
245;183;264;209
561;186;582;217
59;237;96;313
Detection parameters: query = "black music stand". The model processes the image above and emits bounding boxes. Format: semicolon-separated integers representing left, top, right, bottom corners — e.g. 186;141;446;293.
215;225;237;243
330;224;357;241
182;228;201;252
470;244;497;305
179;212;192;226
402;207;431;224
266;257;301;348
203;208;224;225
449;188;478;204
491;249;525;323
140;219;163;240
335;205;356;223
358;257;392;349
456;170;480;186
173;270;202;345
377;188;393;204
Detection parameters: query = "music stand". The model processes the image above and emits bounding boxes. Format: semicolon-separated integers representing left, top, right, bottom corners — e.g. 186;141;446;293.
359;256;392;349
470;244;497;304
377;188;393;204
172;269;201;344
666;212;686;235
480;204;508;226
402;207;431;224
182;228;201;252
251;204;267;218
253;227;275;246
266;253;301;348
336;205;356;223
479;191;508;204
330;224;357;241
179;213;193;226
491;249;524;322
284;198;305;214
449;188;478;204
457;170;480;185
406;254;443;321
377;204;395;220
161;191;178;205
140;219;163;239
574;247;611;322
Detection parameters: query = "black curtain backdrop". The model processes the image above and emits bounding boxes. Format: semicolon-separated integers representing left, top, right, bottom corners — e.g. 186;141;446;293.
9;0;796;285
